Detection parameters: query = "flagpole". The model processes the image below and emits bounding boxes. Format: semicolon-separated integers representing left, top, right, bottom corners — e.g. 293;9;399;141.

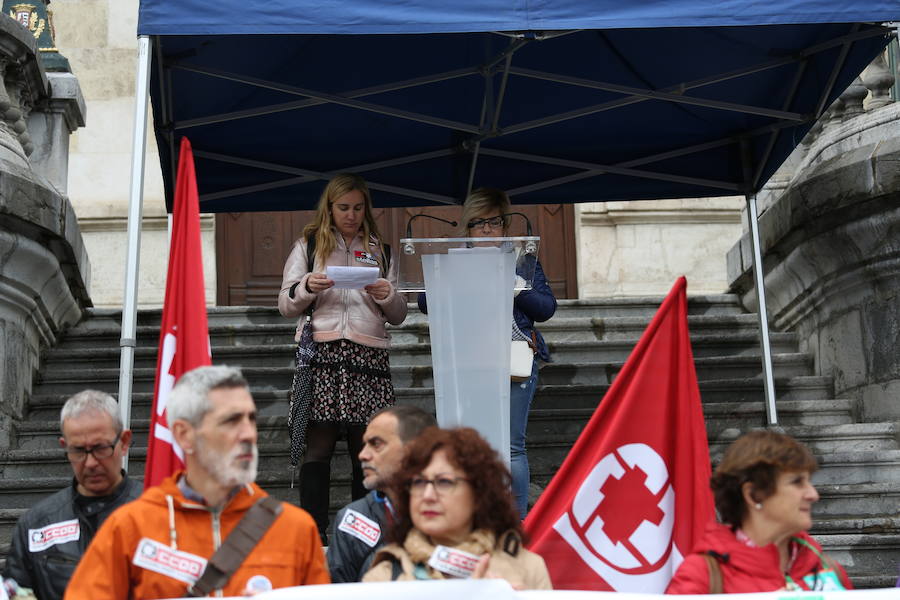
118;35;153;470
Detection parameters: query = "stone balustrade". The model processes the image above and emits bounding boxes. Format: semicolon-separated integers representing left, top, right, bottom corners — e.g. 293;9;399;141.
0;13;87;448
727;43;900;422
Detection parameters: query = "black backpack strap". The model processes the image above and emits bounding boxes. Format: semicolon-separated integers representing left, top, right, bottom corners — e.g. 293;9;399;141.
302;234;318;316
389;555;403;580
306;233;317;273
381;243;391;279
186;496;284;597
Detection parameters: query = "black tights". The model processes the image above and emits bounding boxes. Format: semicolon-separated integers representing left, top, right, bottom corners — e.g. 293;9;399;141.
299;422;367;539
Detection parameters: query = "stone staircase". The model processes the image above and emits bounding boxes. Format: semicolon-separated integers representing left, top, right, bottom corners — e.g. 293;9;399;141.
1;297;898;588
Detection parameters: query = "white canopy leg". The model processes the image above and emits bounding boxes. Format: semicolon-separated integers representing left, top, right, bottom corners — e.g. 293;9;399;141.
117;35;153;469
745;193;778;425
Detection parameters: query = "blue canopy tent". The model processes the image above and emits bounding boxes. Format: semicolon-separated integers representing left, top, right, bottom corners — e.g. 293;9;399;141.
119;0;898;432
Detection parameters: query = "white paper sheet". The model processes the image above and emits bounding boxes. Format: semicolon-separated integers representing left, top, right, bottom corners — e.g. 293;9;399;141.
326;266;379;289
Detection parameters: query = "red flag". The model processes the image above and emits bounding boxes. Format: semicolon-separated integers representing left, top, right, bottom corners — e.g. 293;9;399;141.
145;137;211;487
524;276;714;591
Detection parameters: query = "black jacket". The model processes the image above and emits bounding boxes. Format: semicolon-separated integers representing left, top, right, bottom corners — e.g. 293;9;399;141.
3;474;142;600
327;490;393;583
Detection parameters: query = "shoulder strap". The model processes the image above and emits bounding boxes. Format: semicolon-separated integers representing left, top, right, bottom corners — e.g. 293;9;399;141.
187;496;284;597
703;553;723;595
306;233;317;273
389;555;403;581
382;243;391;278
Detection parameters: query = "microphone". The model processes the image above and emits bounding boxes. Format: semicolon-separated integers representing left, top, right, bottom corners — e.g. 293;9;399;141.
504;212;537;253
503;212;532;237
403;214;458;254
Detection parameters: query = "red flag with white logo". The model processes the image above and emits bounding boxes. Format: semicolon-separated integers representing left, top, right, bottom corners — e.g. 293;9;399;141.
524;276;714;591
145;137;211;487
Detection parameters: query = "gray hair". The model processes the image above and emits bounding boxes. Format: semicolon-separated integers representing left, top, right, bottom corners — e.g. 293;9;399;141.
168;365;249;427
60;390;123;436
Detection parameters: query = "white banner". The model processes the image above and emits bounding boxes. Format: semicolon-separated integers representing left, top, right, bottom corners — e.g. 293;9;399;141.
164;581;899;600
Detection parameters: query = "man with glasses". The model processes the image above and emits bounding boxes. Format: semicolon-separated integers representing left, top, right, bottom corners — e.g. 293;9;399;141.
65;365;329;599
3;390;140;600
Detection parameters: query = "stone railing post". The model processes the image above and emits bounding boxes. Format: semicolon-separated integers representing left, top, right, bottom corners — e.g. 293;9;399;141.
728;48;900;423
0;12;87;448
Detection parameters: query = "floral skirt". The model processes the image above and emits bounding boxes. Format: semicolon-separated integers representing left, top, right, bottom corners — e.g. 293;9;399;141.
309;339;394;424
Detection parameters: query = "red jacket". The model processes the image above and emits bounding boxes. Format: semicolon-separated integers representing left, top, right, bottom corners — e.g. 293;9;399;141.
65;472;329;599
666;523;852;594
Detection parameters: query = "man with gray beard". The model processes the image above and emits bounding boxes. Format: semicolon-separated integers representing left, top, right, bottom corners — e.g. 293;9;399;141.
65;366;329;600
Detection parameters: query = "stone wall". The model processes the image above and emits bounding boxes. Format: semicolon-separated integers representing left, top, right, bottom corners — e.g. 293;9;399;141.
51;0;216;308
576;197;742;297
0;13;88;445
727;50;900;421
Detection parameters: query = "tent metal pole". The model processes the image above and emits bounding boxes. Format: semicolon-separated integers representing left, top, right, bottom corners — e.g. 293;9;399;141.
745;193;778;425
118;35;153;468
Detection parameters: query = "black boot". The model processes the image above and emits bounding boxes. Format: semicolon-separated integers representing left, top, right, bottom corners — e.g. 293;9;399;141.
299;461;331;545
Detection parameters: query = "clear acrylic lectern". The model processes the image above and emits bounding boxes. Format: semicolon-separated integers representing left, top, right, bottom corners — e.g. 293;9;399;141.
397;237;540;465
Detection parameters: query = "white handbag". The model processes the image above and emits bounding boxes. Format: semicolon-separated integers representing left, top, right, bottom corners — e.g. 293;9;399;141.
510;340;535;381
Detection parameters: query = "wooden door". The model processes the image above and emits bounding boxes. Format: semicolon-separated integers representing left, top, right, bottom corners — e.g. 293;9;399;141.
216;205;577;305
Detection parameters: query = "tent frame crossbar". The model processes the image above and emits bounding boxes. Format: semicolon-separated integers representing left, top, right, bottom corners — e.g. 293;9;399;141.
164;25;887;143
172;66;480;130
170;63;481;133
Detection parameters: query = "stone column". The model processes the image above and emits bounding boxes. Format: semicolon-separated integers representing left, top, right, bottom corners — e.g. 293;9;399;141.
0;13;87;448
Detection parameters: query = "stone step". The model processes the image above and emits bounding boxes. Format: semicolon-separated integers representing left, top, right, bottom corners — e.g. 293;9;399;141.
26;375;837;423
524;401;854;441
14;398;856;452
814;482;900;518
31;352;815;397
50;313;774;357
65;296;746;335
0;509;24;545
812;450;900;485
811;516;900;536
44;330;800;371
815;533;900;582
709;423;900;455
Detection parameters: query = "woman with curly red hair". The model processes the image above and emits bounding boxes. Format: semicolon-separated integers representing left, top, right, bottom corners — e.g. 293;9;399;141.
362;427;551;588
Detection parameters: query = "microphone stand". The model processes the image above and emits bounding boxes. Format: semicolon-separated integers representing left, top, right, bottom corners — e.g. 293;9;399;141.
403;214;458;254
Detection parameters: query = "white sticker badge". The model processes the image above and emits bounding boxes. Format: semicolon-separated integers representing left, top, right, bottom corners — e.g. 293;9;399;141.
132;538;207;585
427;545;481;579
245;575;273;593
28;519;80;552
337;509;381;547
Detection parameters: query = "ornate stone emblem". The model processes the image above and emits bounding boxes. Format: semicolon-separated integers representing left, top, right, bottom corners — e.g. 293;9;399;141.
9;3;46;40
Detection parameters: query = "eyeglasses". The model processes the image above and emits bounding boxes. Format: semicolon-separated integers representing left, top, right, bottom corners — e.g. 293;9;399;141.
466;216;505;230
408;475;469;496
64;433;121;463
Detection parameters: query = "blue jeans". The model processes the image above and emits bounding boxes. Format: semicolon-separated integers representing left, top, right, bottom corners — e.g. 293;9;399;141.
510;359;538;519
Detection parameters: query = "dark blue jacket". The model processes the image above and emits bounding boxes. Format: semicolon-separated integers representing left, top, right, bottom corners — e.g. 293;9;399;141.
417;255;556;362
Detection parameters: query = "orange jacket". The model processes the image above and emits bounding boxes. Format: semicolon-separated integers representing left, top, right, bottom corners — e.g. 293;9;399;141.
64;472;329;599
